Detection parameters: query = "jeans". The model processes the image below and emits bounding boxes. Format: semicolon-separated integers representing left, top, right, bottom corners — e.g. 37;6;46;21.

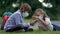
6;24;29;32
52;24;60;31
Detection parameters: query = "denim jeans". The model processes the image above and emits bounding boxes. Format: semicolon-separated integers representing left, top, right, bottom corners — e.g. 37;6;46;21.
52;24;60;31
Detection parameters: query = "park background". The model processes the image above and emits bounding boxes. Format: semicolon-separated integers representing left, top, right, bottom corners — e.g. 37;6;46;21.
0;0;60;34
0;0;60;20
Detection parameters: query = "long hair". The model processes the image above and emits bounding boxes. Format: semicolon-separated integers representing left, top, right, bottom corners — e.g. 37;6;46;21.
35;8;49;20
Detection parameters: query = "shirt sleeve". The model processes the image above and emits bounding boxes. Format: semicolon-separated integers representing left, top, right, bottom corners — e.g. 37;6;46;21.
45;17;51;24
14;14;23;25
45;17;53;31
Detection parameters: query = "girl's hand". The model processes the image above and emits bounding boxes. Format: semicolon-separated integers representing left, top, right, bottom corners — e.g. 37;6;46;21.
32;16;39;19
39;15;43;19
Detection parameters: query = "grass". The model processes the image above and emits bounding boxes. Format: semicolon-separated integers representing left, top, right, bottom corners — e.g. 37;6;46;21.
0;17;3;23
0;17;60;34
0;30;60;34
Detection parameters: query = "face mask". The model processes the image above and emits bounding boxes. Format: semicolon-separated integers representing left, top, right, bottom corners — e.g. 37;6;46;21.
23;12;29;17
39;15;43;19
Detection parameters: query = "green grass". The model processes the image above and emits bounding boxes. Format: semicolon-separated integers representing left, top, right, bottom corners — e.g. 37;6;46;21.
0;17;3;23
0;17;60;34
0;30;60;34
24;19;30;22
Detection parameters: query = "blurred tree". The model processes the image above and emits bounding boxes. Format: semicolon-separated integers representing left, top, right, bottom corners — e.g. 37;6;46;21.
0;0;60;20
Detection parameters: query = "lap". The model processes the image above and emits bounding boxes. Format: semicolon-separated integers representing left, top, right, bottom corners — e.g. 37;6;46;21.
6;24;29;32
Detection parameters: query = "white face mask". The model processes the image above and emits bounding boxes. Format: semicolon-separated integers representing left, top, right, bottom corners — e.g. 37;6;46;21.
23;12;29;17
39;15;43;19
35;15;43;21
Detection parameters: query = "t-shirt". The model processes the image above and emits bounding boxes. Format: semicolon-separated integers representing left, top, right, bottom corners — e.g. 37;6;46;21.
36;17;53;31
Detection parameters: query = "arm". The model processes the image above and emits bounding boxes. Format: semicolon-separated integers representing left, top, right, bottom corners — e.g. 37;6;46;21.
30;20;36;26
30;15;37;26
38;17;53;31
33;16;50;26
38;17;50;26
14;14;23;26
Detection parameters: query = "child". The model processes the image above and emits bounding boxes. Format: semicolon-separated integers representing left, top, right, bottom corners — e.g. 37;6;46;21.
4;3;33;32
30;8;53;31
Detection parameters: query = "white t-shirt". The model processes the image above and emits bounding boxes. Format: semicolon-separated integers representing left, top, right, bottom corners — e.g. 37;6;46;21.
36;17;53;31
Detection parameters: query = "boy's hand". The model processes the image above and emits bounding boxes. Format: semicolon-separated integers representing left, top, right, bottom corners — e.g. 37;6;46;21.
30;20;34;26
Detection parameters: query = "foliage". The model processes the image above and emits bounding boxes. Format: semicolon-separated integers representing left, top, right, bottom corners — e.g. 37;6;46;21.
0;0;60;20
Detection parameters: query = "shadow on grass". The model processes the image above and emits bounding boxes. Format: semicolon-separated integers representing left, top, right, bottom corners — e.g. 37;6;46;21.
0;30;60;34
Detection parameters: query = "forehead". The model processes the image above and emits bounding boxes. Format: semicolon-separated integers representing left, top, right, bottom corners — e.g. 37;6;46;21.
35;11;44;15
34;12;40;15
35;11;42;13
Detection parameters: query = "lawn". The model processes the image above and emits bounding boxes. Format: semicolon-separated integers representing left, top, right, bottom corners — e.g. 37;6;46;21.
0;30;60;34
0;17;3;23
0;17;60;34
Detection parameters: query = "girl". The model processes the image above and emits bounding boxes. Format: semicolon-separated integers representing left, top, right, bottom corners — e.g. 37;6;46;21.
30;8;53;31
